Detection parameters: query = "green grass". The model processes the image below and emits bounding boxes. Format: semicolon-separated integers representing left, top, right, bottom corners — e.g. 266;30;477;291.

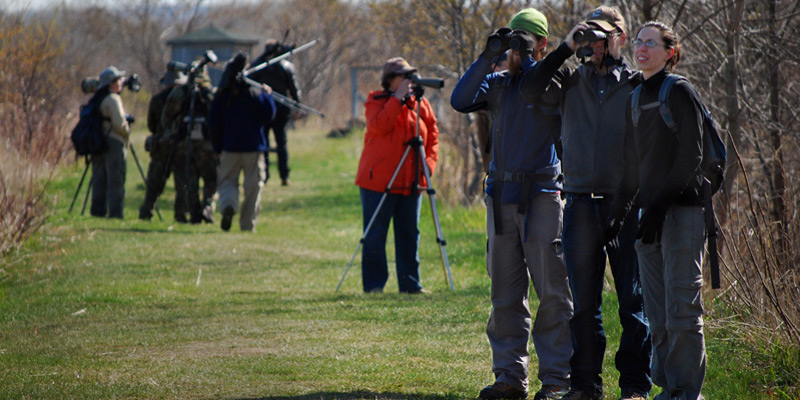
1;127;796;399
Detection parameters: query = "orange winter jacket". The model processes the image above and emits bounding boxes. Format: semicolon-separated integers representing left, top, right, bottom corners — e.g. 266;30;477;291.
356;90;440;195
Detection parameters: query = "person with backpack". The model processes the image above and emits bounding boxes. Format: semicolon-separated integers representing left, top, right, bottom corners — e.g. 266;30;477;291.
519;7;652;400
138;69;187;220
605;21;710;400
91;66;132;219
161;70;217;224
208;52;276;232
451;8;572;400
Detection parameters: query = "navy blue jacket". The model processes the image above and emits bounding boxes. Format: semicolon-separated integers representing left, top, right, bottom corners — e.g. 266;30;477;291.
209;85;276;153
451;55;561;204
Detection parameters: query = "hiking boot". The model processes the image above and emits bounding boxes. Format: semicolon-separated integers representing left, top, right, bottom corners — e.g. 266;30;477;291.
281;178;291;186
619;390;647;400
560;389;600;400
366;288;383;294
479;382;527;400
533;385;568;400
404;288;431;295
138;207;152;221
220;206;234;232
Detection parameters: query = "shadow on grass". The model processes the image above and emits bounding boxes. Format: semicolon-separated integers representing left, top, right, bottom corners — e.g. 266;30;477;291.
231;391;462;400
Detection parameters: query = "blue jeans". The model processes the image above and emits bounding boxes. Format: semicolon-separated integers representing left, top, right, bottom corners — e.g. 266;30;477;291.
562;193;652;397
360;188;423;293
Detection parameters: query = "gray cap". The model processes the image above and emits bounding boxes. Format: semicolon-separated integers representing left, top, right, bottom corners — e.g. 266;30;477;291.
160;70;187;85
98;65;126;89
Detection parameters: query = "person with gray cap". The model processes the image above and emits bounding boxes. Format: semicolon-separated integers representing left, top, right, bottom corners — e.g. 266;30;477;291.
520;6;651;400
354;56;439;294
90;65;132;219
139;69;187;220
452;8;572;400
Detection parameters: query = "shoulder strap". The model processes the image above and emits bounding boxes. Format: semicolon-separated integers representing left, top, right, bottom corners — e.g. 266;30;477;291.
631;84;643;128
658;74;684;132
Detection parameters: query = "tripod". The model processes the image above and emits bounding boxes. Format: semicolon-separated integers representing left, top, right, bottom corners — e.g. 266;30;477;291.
336;89;453;292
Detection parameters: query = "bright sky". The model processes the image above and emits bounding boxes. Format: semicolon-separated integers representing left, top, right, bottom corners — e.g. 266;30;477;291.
2;0;251;13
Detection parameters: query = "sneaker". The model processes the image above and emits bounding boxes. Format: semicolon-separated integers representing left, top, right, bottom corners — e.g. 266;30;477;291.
404;288;431;295
479;382;527;400
220;206;234;232
281;178;291;186
560;390;598;400
366;288;383;294
620;390;647;400
201;205;214;224
534;385;568;400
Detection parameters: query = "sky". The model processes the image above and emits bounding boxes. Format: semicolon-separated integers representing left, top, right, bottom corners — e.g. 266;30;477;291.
2;0;248;13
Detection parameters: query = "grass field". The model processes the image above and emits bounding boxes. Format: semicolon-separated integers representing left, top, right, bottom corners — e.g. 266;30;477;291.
0;126;793;399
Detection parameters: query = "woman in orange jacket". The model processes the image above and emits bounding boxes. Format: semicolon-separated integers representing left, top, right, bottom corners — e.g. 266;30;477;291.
355;57;440;294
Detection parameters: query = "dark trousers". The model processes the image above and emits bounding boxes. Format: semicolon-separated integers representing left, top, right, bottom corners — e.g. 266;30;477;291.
562;193;652;397
359;187;423;293
139;143;171;218
265;110;290;181
90;139;126;218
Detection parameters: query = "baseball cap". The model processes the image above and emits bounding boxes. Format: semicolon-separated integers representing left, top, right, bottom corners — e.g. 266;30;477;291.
382;57;417;79
586;6;626;34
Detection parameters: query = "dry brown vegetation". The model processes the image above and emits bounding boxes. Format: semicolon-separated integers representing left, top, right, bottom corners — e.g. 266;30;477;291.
1;0;799;364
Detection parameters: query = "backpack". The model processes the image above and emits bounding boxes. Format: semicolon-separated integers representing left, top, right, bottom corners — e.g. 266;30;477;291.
631;74;727;194
71;92;110;156
631;74;727;288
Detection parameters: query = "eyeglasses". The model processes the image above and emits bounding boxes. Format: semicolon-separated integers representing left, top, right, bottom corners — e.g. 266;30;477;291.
633;39;667;48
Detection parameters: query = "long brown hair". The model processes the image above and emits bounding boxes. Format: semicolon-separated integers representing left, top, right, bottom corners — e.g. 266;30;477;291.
637;21;682;72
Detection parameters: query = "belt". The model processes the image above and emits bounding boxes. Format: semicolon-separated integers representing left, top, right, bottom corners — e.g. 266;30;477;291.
570;192;610;199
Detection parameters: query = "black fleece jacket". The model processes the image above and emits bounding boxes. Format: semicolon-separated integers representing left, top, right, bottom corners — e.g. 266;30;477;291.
617;69;704;210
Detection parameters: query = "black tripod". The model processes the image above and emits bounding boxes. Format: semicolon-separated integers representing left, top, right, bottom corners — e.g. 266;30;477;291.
336;89;453;292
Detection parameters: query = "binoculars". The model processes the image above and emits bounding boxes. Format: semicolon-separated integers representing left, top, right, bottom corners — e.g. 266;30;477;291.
488;30;528;53
573;29;607;43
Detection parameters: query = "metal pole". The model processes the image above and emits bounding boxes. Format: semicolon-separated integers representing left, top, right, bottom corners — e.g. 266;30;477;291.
412;94;454;291
69;156;90;213
129;143;163;221
243;39;319;76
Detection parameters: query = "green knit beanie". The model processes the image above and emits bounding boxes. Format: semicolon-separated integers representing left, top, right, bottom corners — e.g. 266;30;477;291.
509;8;549;38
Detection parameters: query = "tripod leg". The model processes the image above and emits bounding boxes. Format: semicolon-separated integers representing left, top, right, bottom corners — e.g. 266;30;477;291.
129;143;163;221
337;145;414;292
81;176;93;216
416;142;454;291
69;156;91;213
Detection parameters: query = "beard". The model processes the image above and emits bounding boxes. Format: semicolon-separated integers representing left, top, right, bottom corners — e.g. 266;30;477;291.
508;55;523;77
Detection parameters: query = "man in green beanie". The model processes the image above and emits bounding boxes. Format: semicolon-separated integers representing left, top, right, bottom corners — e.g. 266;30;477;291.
451;7;572;400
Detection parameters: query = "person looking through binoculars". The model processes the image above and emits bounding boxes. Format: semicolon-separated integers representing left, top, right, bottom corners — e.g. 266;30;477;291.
90;66;133;219
520;6;652;400
161;67;217;224
250;39;303;186
138;69;187;220
354;57;439;294
452;8;572;400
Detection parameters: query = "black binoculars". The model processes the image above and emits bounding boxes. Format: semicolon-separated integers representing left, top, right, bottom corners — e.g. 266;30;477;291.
489;30;527;52
573;29;607;43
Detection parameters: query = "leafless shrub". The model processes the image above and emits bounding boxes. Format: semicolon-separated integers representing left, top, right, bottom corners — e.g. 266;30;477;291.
0;11;72;255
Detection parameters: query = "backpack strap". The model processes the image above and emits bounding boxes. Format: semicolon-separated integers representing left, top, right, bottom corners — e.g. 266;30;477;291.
658;74;683;132
630;84;662;128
